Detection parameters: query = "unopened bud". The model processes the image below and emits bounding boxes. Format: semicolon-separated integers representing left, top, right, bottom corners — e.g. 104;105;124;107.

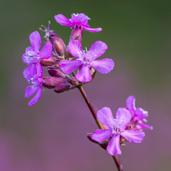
40;57;57;66
48;68;66;78
54;80;71;93
49;33;66;56
43;77;68;89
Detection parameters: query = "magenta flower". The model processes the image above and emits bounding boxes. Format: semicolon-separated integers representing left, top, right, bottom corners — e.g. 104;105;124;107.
91;107;145;156
54;13;102;32
23;63;43;106
126;96;153;130
22;31;52;64
60;41;114;82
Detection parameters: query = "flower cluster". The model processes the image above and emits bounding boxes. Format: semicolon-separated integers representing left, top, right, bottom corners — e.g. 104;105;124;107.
22;31;52;106
22;13;152;159
90;96;153;156
22;13;114;106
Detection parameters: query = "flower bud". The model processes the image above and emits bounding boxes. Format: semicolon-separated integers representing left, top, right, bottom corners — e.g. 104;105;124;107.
43;76;68;89
48;68;66;78
54;82;71;93
40;57;57;66
49;33;66;56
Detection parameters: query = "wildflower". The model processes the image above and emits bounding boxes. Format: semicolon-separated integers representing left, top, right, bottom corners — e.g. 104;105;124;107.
54;13;102;32
91;107;145;156
22;31;52;64
54;13;102;48
23;63;43;106
126;96;153;130
60;41;114;83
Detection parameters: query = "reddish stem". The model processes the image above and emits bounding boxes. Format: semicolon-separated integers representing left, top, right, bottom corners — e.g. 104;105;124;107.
78;86;124;171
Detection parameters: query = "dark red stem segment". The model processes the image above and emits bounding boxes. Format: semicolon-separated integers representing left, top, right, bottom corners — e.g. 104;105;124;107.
112;157;124;171
77;86;123;171
78;86;101;128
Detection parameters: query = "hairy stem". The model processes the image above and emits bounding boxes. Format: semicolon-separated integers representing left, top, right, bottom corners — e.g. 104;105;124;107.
77;85;123;171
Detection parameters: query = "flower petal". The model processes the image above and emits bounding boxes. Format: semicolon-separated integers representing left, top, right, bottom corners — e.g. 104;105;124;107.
70;13;90;25
29;31;41;52
91;58;114;74
91;129;112;144
60;60;82;74
76;65;92;83
54;14;71;27
84;26;102;32
121;130;145;143
126;96;136;113
22;47;38;64
23;64;37;80
97;107;114;129
39;41;52;59
28;87;42;106
36;63;43;77
25;86;38;98
67;40;82;58
85;41;108;60
107;135;121;156
115;108;132;129
138;122;153;130
135;107;148;119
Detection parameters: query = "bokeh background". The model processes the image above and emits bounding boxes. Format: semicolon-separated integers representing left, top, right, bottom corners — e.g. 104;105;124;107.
0;0;171;170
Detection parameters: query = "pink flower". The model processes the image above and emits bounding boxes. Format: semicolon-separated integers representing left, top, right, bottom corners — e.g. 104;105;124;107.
54;13;102;32
126;96;153;130
91;107;145;156
23;63;43;106
22;31;52;64
59;41;114;83
54;13;102;48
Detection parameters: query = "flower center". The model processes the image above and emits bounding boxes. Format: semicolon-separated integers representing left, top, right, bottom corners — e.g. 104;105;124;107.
28;76;42;87
112;127;122;135
25;49;40;63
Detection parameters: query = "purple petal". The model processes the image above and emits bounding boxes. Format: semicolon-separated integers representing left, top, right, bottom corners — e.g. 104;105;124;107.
121;130;145;143
22;47;38;64
107;135;121;156
84;26;102;32
97;107;114;129
76;65;92;83
141;123;153;130
54;14;71;27
70;13;90;26
91;58;114;74
115;108;132;129
23;64;37;80
91;129;112;144
28;88;42;106
39;41;52;59
60;60;82;74
67;40;82;58
135;107;148;119
126;96;136;113
29;31;41;52
25;86;38;98
85;41;108;60
36;63;43;77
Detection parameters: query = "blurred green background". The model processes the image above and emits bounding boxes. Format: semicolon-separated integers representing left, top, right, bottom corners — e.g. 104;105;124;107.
0;0;171;171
